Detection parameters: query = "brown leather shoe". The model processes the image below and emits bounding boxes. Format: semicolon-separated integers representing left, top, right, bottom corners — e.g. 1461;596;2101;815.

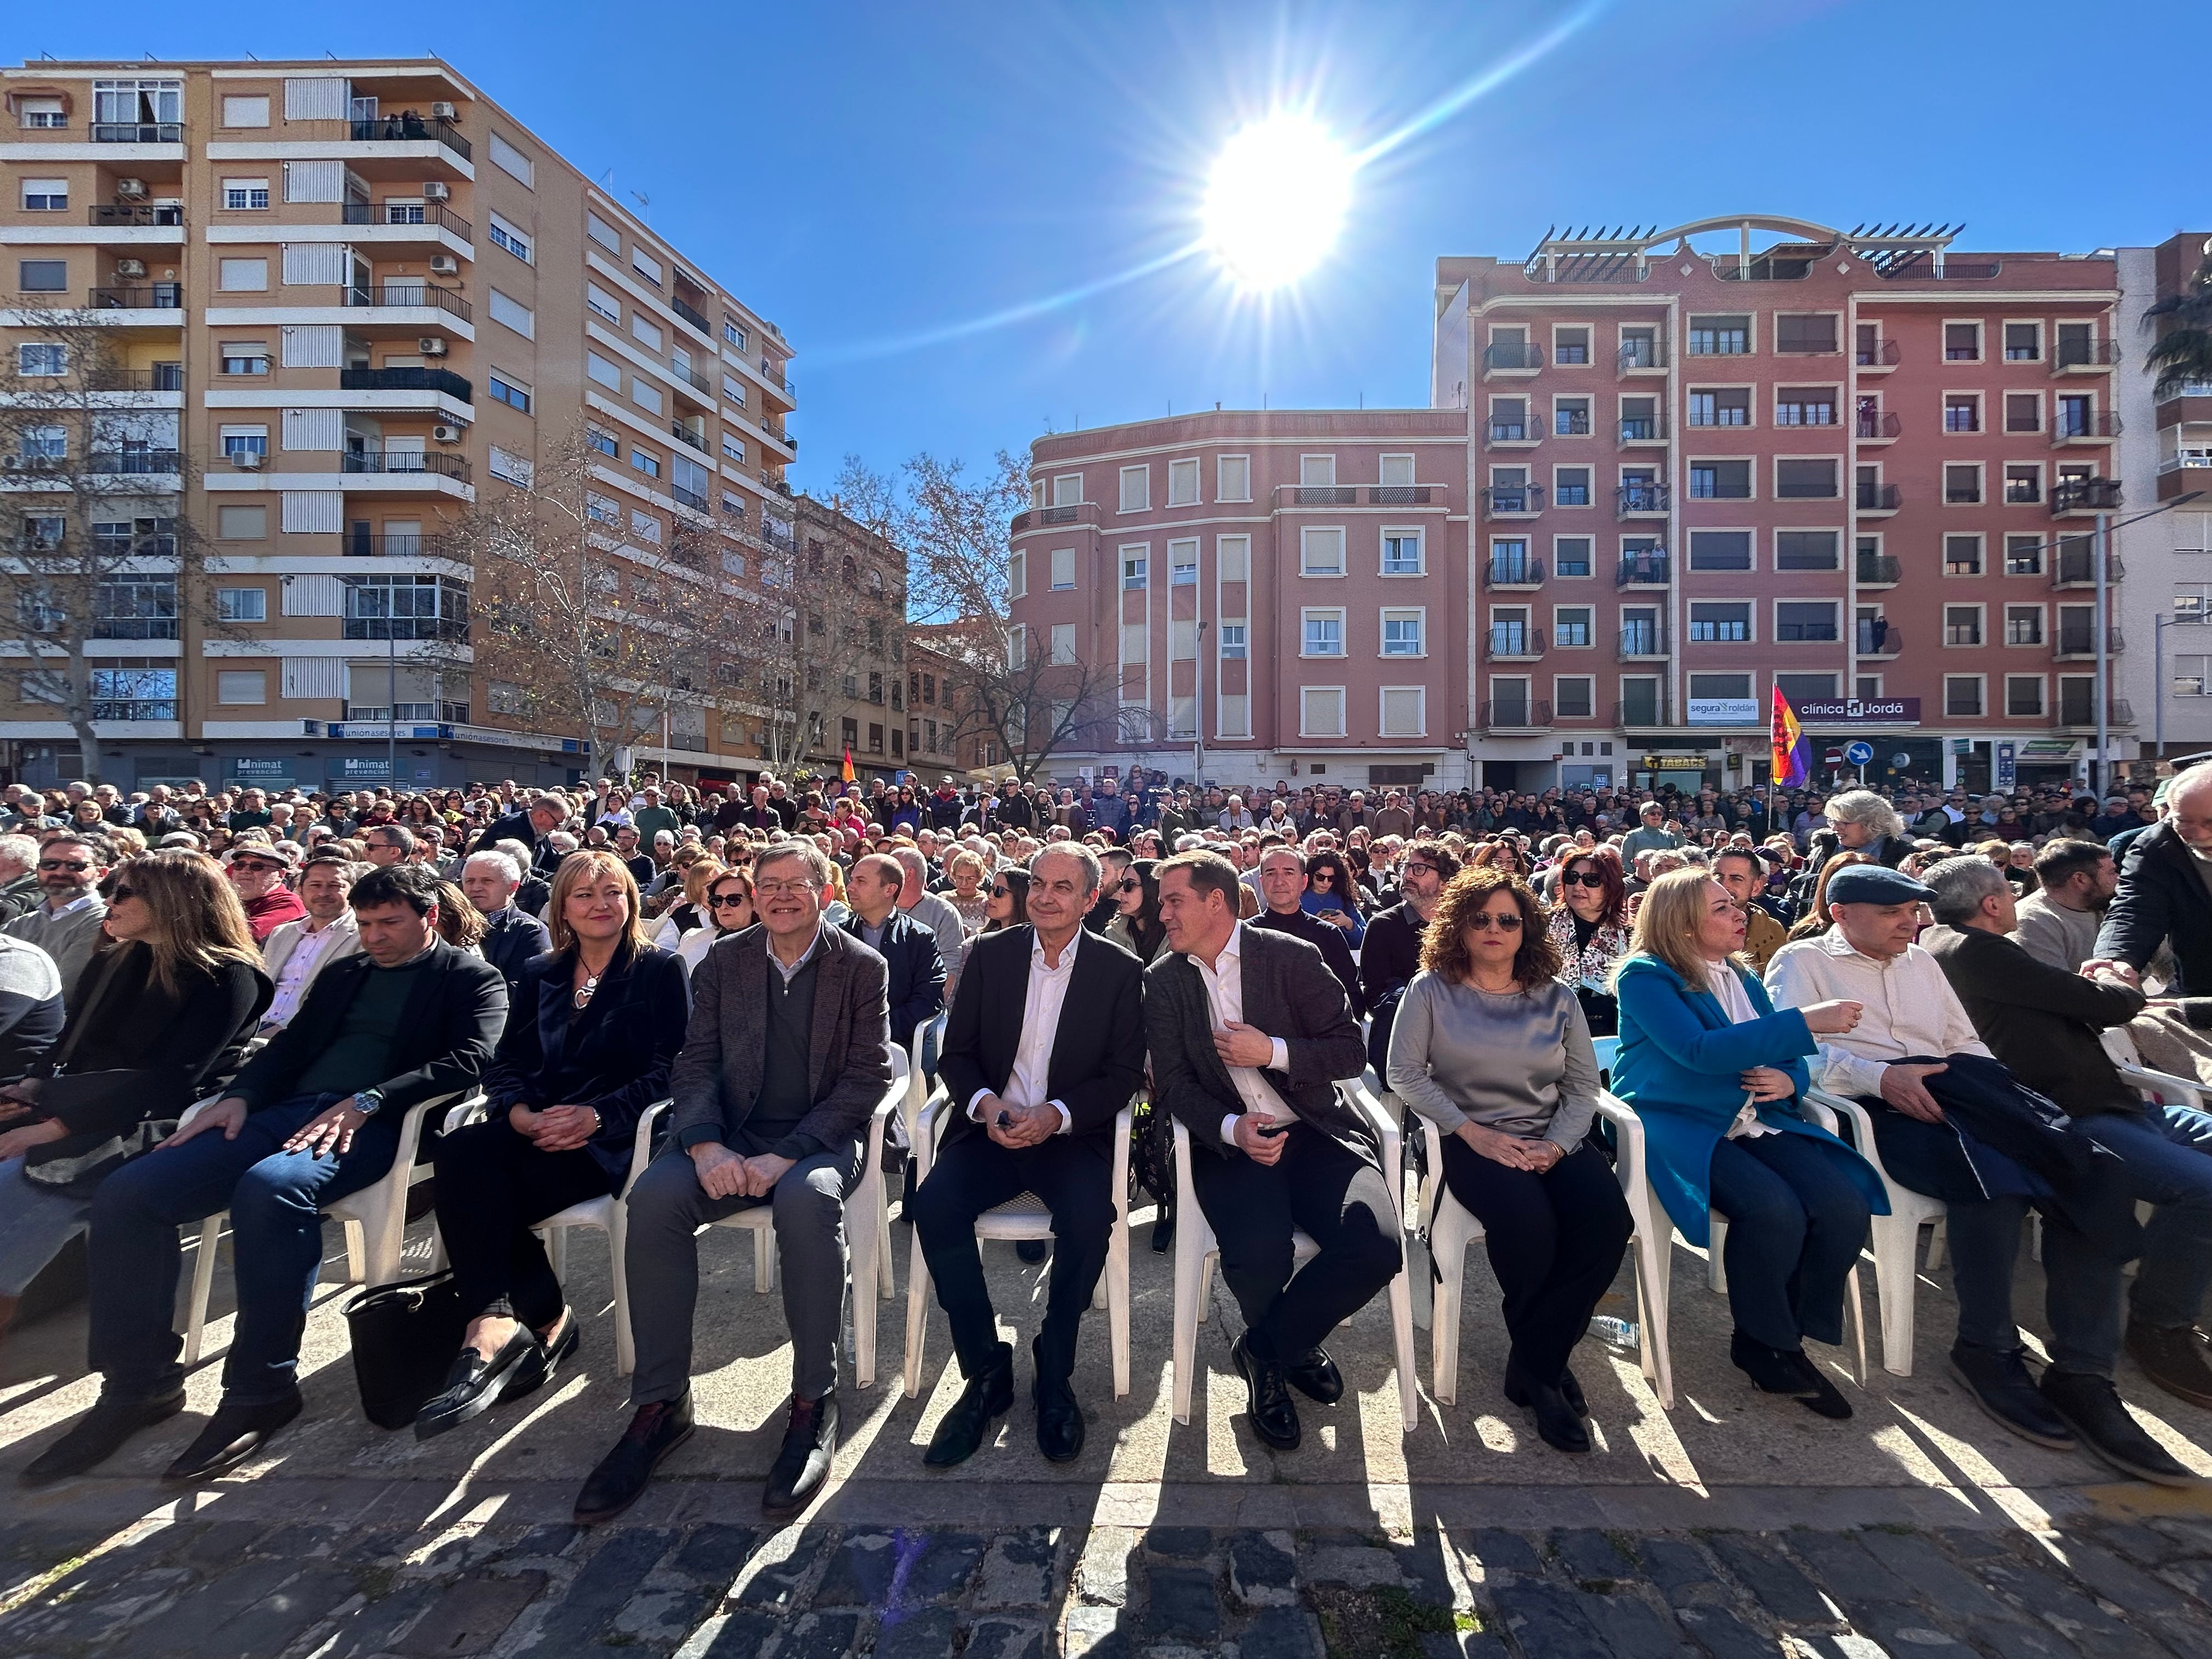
2128;1321;2212;1410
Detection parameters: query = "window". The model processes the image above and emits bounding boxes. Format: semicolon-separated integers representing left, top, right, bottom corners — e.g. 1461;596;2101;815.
19;424;65;462
219;341;269;376
222;94;269;127
1219;625;1246;659
1049;547;1076;589
1689;673;1752;700
1217;535;1249;580
629;448;661;480
2004;605;2044;646
1553;326;1590;364
90;667;176;721
1689;602;1751;643
1620;675;1663;723
1774;531;1838;571
1554;396;1592;437
16;343;65;376
1774;459;1837;498
2005;393;2041;433
1170;540;1198;585
1300;526;1345;577
1051;473;1084;507
1381;610;1424;656
1774;387;1836;426
21;178;67;211
1945;676;1985;716
586;490;619;524
721;435;745;463
1381;531;1423;574
722;375;747;407
216;670;267;706
630;314;663;353
1380;687;1425;737
1944;605;1984;646
1217;454;1250;501
17;259;66;293
585;284;622;324
1122;550;1147;590
1553;606;1592;647
1300;454;1338;487
2005;675;2045;716
1048;623;1075;665
2004;465;2041;505
216;587;266;623
2006;535;2044;576
1167;458;1199;506
1775;673;1838;703
217;505;267;539
586;426;618;458
218;258;268;292
1945;534;1984;575
1301;686;1345;737
222;178;269;210
586;353;622;391
487;211;532;263
1688;314;1750;355
1554;536;1593;578
1944;322;1982;362
1690;460;1752;499
2177;659;2212;697
1302;611;1344;656
1945;464;1982;504
1553;466;1591;507
1119;465;1149;512
724;319;748;349
485;130;535;188
629;244;663;284
1944;393;1982;433
488;289;534;339
1380;454;1416;487
1689;530;1753;571
1548;675;1592;719
2004;322;2041;362
18;97;65;128
1776;601;1838;642
1774;314;1838;354
487;371;531;413
219;425;268;459
490;446;533;487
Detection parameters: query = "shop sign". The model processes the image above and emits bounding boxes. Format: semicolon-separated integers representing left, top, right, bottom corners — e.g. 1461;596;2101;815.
1687;698;1760;726
1792;697;1921;725
332;758;393;781
1640;754;1709;770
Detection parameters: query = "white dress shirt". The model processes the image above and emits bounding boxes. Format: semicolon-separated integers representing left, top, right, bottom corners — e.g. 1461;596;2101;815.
1187;921;1294;1145
263;913;346;1029
967;926;1080;1133
1763;929;1990;1100
1705;961;1775;1141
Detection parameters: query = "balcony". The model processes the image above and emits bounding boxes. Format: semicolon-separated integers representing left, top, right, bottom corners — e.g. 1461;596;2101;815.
1292;485;1358;504
672;361;714;397
1480;698;1553;731
85;448;181;477
1485;417;1539;447
86;283;183;311
341;201;474;243
1367;485;1433;505
759;359;795;399
1855;619;1903;656
1855;410;1901;442
1856;552;1900;586
339;365;473;403
1855;482;1901;515
1614;698;1670;726
1617;555;1671;589
343;531;453;560
2053;548;2123;588
342;450;472;483
1618;340;1667;374
670;294;713;337
87;204;183;227
2059;697;2135;730
92;122;183;144
1011;503;1097;532
1616;481;1668;517
2055;627;2125;660
85;363;184;393
670;421;712;455
2051;340;2118;375
1486;624;1545;661
348;113;472;161
673;484;708;511
1617;413;1669;446
1481;483;1544;518
2052;477;2122;517
2052;410;2121;447
91;614;180;641
1617;626;1668;660
1856;338;1901;371
344;283;472;322
1486;556;1547;589
1482;342;1544;377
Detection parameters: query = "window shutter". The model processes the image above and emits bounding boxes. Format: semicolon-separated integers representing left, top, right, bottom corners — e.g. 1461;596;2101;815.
283;77;350;120
281;159;346;204
282;657;345;699
281;242;347;285
281;574;345;616
279;490;342;534
1049;547;1076;588
1381;689;1424;736
281;408;343;452
280;324;344;369
1120;623;1147;662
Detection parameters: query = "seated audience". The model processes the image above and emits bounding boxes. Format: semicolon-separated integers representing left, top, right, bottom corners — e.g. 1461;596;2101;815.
2097;765;2212;993
1713;848;1788;975
841;853;946;1053
981;866;1031;933
226;842;307;943
679;868;753;974
4;833;110;998
1251;848;1364;1018
1545;851;1632;1037
2011;839;2114;973
1103;857;1168;965
1300;849;1366;946
258;854;361;1032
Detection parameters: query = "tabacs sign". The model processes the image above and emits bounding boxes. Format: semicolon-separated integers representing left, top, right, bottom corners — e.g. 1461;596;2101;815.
1791;697;1921;725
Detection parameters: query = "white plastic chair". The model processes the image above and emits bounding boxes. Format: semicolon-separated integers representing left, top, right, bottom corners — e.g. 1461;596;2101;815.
880;1013;947;1303
1169;1079;1420;1432
182;1088;476;1366
1809;1087;1936;1378
1590;1090;1678;1408
901;1084;1135;1399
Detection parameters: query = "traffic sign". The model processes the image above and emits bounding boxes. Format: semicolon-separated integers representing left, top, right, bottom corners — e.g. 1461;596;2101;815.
1824;748;1844;767
1844;741;1874;766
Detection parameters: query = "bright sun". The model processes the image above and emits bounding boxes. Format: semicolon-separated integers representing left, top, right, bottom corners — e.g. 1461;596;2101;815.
1203;115;1354;290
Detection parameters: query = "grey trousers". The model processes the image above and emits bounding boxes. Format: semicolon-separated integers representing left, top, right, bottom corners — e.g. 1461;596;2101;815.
623;1136;864;1407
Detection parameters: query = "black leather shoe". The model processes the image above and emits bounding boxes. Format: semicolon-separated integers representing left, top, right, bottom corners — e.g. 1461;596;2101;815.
20;1389;185;1487
2041;1369;2201;1488
924;1342;1014;1469
1032;1336;1084;1464
507;1308;581;1404
1529;1383;1592;1453
162;1390;302;1481
2128;1321;2212;1410
1232;1333;1301;1452
414;1323;544;1440
762;1390;839;1519
574;1393;694;1523
1729;1331;1849;1420
1559;1365;1587;1418
1283;1346;1343;1406
1503;1357;1586;1417
1949;1345;2075;1449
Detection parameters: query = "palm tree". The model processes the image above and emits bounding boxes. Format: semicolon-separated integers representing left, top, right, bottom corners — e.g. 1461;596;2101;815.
2145;252;2212;398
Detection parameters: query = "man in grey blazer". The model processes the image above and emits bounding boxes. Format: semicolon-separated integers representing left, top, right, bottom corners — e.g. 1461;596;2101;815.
575;840;890;1526
1148;849;1391;1452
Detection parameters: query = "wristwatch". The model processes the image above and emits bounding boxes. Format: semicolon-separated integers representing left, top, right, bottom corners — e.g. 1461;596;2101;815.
352;1088;386;1119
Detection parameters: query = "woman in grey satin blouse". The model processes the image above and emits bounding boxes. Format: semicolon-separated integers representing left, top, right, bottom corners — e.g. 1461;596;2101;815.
1387;866;1633;1453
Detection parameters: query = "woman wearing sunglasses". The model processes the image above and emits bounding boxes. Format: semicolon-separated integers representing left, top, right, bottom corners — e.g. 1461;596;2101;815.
980;866;1030;933
1103;858;1166;965
1300;849;1365;946
676;867;754;975
1387;866;1629;1454
1545;852;1632;1037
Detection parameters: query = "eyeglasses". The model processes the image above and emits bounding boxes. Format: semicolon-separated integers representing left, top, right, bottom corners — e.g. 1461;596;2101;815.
1118;878;1141;892
1466;912;1525;932
1560;871;1606;888
1402;863;1436;877
752;878;819;898
1311;872;1334;883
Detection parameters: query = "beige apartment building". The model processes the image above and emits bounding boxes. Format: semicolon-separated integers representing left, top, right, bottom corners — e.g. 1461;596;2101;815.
0;57;796;791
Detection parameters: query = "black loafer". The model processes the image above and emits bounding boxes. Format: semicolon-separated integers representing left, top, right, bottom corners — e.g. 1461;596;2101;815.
1949;1345;2075;1449
762;1390;839;1520
414;1323;544;1440
1032;1337;1084;1464
162;1390;303;1482
1560;1365;1588;1418
1528;1382;1592;1454
507;1309;580;1405
1283;1346;1344;1406
924;1343;1013;1469
20;1389;185;1487
1232;1333;1301;1452
574;1393;694;1524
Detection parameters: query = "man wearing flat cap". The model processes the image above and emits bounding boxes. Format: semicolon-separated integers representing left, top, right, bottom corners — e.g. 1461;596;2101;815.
1767;861;2194;1488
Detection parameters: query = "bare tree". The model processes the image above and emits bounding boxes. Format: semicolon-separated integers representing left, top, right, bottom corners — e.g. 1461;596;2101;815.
0;307;199;785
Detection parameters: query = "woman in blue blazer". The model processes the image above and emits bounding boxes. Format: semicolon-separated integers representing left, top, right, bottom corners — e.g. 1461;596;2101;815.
419;849;690;1438
1612;868;1884;1418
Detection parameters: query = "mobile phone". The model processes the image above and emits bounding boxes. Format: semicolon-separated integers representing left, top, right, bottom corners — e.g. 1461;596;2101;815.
1255;1120;1291;1138
996;1109;1014;1130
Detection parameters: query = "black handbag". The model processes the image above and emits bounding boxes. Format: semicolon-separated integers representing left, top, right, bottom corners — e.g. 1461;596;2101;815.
342;1269;467;1430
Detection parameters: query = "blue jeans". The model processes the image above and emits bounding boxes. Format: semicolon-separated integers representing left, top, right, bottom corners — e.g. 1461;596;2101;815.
1707;1131;1873;1350
1946;1196;2124;1377
0;1157;92;1297
2080;1102;2212;1331
87;1094;398;1406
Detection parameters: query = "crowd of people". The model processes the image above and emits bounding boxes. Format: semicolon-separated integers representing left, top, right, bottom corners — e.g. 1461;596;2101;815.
0;758;2207;1516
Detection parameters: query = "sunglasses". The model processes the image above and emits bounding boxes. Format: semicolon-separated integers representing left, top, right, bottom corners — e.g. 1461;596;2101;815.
110;883;137;901
1311;872;1334;883
38;859;89;872
1466;911;1525;932
231;859;282;873
710;892;751;907
990;885;1010;898
1118;878;1141;893
1560;871;1606;888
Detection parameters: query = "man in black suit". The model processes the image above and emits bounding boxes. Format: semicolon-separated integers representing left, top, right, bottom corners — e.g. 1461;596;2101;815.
1249;847;1363;1017
31;864;507;1486
842;853;945;1050
460;849;554;994
1146;849;1391;1452
475;792;571;877
911;843;1143;1465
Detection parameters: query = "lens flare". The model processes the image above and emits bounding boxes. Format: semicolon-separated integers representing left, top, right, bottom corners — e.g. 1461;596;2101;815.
1203;115;1354;290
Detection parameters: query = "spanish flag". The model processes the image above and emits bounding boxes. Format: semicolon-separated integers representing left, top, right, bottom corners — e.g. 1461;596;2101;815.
840;747;856;784
1769;686;1810;788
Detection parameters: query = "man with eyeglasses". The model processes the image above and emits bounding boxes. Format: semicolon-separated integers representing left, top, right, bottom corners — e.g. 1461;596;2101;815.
3;832;108;996
226;841;307;943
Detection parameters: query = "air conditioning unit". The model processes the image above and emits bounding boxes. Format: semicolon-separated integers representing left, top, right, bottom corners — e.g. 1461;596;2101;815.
114;177;148;199
114;259;146;279
430;101;458;120
431;425;464;444
418;336;448;356
422;181;450;201
231;451;263;471
428;253;458;275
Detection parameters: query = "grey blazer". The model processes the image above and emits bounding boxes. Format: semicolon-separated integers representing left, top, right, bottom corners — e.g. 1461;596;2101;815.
1143;923;1372;1166
670;921;891;1154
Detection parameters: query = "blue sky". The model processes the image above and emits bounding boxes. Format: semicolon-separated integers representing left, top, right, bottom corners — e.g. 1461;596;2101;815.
9;1;2202;484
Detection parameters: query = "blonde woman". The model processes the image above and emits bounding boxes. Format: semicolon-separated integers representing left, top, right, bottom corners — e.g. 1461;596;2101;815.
651;858;723;952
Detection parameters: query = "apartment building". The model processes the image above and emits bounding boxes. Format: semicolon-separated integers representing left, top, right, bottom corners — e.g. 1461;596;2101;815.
906;625;1000;778
1008;410;1469;791
2114;233;2212;764
1440;217;2124;795
0;58;796;791
772;494;909;783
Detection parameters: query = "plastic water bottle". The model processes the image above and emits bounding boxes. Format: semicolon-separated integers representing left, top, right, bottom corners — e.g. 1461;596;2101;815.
1588;1316;1639;1351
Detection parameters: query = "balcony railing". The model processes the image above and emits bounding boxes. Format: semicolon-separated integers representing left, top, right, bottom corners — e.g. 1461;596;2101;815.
349;113;472;160
1618;413;1668;443
2060;698;2134;729
345;701;471;725
2056;628;2126;658
343;615;470;642
1855;410;1901;439
92;122;182;144
341;201;475;242
1614;699;1669;726
1487;556;1546;588
760;358;794;396
1856;552;1901;585
1480;698;1553;730
86;364;184;392
1486;418;1536;443
1617;481;1668;515
1880;259;2001;280
1481;484;1544;515
672;361;714;396
670;294;713;336
91;697;177;720
2052;339;2119;372
1482;342;1544;374
2051;550;2121;587
344;283;471;321
670;422;711;454
2157;380;2212;404
2052;478;2122;516
1487;625;1545;659
1856;482;1902;512
1368;486;1432;504
344;532;453;559
88;204;183;227
1618;340;1666;371
87;284;183;310
1856;338;1901;369
1618;627;1668;659
2052;411;2121;444
1293;485;1358;504
673;483;708;511
339;365;474;402
91;616;180;640
342;450;472;482
85;448;180;475
1855;620;1903;656
1617;554;1671;587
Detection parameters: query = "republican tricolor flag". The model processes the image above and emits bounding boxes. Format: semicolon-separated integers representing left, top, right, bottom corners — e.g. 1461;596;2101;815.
1769;686;1810;787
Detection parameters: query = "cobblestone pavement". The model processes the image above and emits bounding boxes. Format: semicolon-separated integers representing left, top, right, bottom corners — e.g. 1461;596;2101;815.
9;1502;2212;1658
